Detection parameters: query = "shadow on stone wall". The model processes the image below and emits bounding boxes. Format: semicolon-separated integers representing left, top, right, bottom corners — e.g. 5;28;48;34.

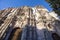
2;25;60;40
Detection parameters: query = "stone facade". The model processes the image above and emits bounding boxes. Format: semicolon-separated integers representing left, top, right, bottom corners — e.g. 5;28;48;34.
0;6;60;40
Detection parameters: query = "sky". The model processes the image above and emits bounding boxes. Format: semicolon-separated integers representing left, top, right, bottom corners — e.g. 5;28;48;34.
0;0;52;11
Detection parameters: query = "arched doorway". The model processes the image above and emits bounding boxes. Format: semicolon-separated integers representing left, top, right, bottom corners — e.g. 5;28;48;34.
8;27;22;40
52;33;60;40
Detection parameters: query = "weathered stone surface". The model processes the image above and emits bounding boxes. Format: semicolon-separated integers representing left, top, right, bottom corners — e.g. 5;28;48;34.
0;6;60;40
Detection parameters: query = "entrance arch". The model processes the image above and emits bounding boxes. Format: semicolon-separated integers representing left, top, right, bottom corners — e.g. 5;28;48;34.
52;33;60;40
8;27;22;40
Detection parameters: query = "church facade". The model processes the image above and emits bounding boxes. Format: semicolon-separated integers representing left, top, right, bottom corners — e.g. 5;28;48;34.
0;6;60;40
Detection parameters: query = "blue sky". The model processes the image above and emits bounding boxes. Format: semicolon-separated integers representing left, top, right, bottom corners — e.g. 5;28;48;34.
0;0;52;11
